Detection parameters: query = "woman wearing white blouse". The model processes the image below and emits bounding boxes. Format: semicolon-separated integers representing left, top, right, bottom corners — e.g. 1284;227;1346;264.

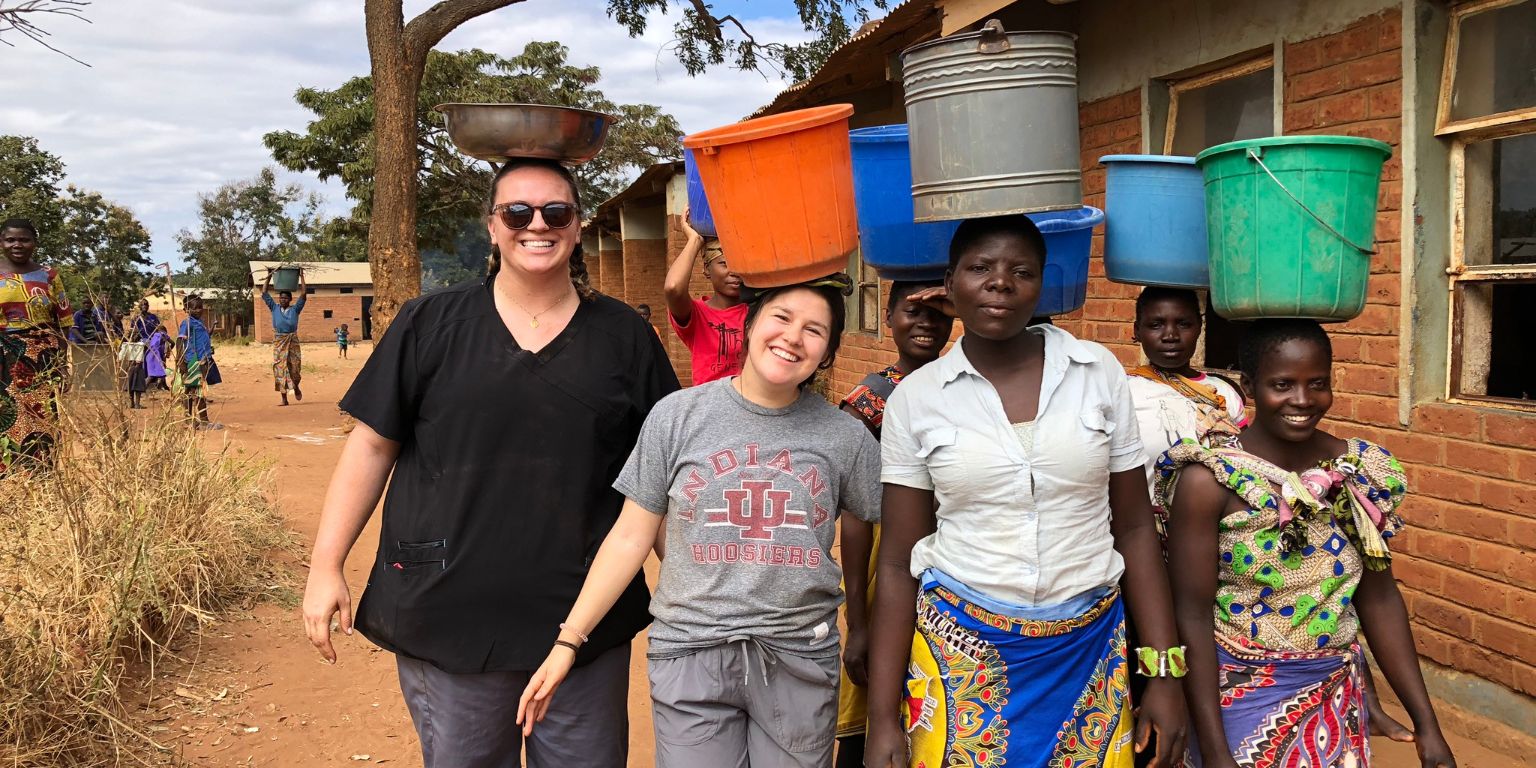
863;215;1188;768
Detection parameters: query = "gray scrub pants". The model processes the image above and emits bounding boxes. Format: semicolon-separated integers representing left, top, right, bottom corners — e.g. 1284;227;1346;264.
648;641;840;768
396;643;630;768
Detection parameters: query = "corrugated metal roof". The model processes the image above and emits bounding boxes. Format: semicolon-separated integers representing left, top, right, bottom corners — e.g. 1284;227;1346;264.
749;0;940;118
247;261;374;287
586;160;683;227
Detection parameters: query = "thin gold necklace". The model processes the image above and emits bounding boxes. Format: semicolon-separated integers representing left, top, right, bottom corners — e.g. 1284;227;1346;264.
504;286;571;328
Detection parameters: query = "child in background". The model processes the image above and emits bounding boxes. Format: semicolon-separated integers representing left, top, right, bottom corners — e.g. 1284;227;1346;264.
1127;287;1247;494
663;212;745;384
144;321;171;390
177;295;219;429
1159;319;1452;768
335;323;349;359
835;279;954;768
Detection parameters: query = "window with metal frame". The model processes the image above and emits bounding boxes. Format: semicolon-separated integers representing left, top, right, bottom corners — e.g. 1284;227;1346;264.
1439;0;1536;406
846;250;882;336
1163;53;1278;372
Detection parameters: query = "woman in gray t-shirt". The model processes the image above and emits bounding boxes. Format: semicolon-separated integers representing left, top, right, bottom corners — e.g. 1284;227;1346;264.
517;277;882;768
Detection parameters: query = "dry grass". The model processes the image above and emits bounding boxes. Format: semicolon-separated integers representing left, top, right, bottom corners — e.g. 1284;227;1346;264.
0;398;290;766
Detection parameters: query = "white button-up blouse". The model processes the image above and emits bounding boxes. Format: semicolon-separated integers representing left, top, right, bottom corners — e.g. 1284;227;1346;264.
881;325;1145;608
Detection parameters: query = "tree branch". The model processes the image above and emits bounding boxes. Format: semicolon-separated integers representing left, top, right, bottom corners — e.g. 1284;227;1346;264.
0;0;91;65
403;0;525;59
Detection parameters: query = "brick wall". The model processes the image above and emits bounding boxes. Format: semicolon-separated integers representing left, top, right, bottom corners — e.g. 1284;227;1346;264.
599;246;624;299
1285;11;1536;697
251;294;366;344
1067;88;1144;364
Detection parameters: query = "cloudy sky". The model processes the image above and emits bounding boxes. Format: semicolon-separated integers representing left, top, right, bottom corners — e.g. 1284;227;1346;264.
4;0;819;265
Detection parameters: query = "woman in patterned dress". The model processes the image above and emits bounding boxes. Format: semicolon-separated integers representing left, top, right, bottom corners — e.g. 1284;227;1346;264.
0;218;73;473
1158;319;1454;768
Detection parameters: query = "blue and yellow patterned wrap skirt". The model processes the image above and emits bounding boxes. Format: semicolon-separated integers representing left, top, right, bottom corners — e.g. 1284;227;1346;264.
904;574;1134;768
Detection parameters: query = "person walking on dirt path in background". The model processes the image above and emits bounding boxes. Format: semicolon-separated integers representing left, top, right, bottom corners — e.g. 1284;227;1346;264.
334;323;349;359
145;320;170;390
302;157;679;768
177;294;220;430
664;211;745;384
263;269;307;406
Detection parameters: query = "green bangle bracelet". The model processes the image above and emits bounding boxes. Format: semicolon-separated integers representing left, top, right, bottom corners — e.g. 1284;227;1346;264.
1134;646;1188;678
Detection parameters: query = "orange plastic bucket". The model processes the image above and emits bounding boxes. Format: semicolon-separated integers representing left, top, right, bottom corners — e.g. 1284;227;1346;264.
682;105;858;287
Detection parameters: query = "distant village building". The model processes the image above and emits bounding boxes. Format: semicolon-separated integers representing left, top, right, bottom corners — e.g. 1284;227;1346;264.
247;261;374;343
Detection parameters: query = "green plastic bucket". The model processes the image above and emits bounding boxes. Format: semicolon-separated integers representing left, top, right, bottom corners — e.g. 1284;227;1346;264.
271;266;301;292
1195;136;1391;322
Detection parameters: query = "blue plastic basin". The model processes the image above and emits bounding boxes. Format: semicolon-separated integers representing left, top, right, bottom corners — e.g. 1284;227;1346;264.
850;125;961;281
684;148;718;237
1031;206;1104;316
1099;154;1208;288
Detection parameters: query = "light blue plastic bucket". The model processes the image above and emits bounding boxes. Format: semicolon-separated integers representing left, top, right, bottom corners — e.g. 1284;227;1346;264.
849;124;959;281
683;148;718;237
1100;154;1208;288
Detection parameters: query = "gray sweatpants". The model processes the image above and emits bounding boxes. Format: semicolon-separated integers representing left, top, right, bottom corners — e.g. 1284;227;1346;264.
648;641;840;768
396;643;630;768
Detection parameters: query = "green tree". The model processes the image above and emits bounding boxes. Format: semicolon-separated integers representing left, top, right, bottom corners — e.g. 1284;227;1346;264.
0;135;66;241
339;0;881;337
52;185;154;312
265;44;681;262
174;168;340;320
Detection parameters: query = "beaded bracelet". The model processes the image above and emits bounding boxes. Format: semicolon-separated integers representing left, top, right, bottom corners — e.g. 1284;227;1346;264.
559;623;590;644
1134;646;1188;678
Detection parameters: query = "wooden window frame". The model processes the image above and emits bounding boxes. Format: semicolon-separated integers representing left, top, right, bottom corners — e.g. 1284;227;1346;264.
1440;1;1536;408
1163;53;1276;155
1435;0;1536;138
846;250;882;337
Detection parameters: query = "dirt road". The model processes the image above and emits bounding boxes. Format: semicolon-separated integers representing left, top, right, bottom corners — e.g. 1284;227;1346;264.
131;342;1516;767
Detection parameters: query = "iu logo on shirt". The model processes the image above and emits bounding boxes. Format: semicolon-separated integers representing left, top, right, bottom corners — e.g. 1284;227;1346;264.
706;481;808;540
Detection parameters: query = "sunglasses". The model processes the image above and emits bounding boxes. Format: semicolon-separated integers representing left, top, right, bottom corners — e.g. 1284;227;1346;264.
492;202;577;230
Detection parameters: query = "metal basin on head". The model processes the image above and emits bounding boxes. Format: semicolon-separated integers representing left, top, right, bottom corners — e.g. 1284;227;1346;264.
434;103;619;165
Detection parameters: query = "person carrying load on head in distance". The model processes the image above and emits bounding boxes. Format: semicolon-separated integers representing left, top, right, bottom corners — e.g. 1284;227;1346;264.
517;274;882;768
834;278;953;768
302;157;679;768
263;268;307;406
1157;319;1455;768
664;209;745;384
862;215;1189;768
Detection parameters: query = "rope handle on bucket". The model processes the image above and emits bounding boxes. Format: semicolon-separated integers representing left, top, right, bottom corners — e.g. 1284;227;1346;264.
1245;148;1375;255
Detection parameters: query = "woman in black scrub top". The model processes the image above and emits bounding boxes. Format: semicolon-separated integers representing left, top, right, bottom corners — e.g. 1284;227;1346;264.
302;158;679;768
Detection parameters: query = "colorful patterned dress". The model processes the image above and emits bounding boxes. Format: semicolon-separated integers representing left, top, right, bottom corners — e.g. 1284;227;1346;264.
0;266;73;472
835;364;904;740
1155;438;1407;768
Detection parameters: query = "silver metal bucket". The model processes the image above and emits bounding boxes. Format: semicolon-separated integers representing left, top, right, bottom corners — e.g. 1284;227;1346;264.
901;21;1081;222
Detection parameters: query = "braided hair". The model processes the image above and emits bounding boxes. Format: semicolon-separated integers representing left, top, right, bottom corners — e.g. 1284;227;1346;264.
484;159;595;301
1236;318;1332;386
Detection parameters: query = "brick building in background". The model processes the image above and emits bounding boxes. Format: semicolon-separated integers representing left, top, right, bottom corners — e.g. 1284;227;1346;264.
590;0;1536;755
247;261;374;344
